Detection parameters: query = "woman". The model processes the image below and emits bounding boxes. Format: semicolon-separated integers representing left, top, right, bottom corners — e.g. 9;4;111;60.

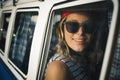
45;11;104;80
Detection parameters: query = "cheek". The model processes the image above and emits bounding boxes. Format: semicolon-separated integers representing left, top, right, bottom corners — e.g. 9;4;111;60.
64;27;74;43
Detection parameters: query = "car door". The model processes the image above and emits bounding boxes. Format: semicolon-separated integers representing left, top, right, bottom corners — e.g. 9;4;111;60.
36;0;119;80
0;0;64;80
0;1;43;80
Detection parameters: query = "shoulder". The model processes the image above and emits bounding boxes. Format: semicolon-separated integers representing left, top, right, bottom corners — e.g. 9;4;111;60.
47;61;68;72
45;61;71;80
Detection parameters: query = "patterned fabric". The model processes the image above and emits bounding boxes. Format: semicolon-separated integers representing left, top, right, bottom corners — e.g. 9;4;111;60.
10;13;32;64
9;12;37;74
109;30;120;80
48;54;90;80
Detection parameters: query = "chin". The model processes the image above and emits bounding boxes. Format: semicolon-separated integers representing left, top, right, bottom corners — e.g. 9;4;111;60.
73;48;84;52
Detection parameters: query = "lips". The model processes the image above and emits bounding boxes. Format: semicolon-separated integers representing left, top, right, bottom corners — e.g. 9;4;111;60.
72;38;86;45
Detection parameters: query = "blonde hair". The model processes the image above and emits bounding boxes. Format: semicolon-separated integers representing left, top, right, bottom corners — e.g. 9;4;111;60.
56;17;71;59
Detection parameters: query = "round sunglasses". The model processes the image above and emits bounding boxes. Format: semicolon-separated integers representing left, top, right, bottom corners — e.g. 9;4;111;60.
64;21;95;34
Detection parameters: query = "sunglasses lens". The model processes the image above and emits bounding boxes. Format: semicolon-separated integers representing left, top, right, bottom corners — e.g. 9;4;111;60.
65;21;95;34
65;22;79;33
82;22;94;33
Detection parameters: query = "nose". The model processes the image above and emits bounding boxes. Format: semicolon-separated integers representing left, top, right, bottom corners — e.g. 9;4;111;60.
76;27;84;35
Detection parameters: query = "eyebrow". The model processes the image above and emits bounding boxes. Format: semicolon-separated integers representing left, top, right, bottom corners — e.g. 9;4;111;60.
65;20;90;23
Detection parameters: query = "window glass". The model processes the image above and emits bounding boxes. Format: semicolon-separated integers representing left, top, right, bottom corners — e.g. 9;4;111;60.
108;29;120;80
41;1;113;80
0;13;11;52
8;11;38;75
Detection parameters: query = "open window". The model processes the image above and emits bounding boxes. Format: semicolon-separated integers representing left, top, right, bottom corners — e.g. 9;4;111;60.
8;9;38;75
37;0;116;80
0;12;11;54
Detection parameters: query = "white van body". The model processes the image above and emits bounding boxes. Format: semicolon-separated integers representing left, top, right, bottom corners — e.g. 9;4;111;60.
0;0;119;80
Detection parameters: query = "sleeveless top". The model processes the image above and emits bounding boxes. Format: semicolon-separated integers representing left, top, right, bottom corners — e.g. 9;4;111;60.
47;54;91;80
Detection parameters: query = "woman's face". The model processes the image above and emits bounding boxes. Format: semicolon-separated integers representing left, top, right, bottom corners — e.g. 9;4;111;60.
64;13;92;52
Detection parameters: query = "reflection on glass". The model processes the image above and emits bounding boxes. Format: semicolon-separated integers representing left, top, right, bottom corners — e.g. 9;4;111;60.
0;13;11;52
9;12;38;74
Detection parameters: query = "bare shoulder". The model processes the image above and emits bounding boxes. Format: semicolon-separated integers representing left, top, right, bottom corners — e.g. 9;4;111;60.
45;61;72;80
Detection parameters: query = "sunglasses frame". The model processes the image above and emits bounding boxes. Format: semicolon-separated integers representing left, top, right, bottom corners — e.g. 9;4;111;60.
63;21;96;34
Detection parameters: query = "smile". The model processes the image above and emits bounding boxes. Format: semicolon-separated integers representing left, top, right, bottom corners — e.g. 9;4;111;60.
72;38;85;45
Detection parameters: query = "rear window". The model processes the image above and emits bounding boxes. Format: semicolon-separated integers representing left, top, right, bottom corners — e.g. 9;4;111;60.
8;11;38;75
0;13;11;53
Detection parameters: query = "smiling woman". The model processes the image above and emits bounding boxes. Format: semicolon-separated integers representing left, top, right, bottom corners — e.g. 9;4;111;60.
45;9;108;80
62;11;94;52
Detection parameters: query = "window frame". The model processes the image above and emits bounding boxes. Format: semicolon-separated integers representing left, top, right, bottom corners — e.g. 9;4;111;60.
0;1;52;80
0;10;12;55
0;10;11;55
99;0;120;80
36;0;118;80
7;8;39;78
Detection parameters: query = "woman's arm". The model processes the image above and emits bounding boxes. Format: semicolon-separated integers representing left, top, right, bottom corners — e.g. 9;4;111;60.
45;61;72;80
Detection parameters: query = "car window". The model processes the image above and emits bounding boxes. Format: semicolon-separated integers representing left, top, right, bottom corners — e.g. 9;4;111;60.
0;13;11;53
39;1;113;80
8;11;38;75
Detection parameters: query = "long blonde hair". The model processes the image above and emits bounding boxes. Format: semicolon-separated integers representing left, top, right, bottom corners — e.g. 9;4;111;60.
56;17;71;58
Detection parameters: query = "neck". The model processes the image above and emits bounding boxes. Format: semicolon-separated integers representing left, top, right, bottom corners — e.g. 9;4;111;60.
69;47;88;63
69;47;86;57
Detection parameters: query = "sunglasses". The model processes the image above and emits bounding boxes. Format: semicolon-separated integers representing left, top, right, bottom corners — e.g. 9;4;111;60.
64;21;95;34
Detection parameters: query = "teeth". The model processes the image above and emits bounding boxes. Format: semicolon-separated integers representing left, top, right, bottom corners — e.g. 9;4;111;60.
77;40;83;41
72;38;85;41
76;40;83;42
73;38;84;41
